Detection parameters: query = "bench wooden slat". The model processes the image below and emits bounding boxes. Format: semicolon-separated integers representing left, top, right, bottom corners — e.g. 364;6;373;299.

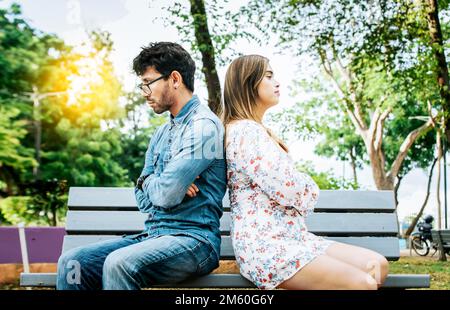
305;213;398;236
68;187;137;208
432;230;449;238
68;187;395;212
432;230;450;244
437;230;450;241
315;190;394;212
62;235;400;260
20;273;430;289
163;274;431;289
65;211;399;236
21;273;56;288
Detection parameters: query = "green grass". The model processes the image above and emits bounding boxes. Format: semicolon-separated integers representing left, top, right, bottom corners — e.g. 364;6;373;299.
389;256;450;290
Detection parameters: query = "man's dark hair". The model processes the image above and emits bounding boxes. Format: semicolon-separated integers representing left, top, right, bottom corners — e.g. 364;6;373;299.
133;42;196;92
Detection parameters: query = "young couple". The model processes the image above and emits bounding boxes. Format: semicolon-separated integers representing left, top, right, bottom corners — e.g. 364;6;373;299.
56;42;388;290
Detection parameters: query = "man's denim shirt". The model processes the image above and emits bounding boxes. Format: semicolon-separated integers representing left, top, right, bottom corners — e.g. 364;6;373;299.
134;95;227;258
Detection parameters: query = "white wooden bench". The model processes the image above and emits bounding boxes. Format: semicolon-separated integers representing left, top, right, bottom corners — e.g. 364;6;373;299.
20;187;430;289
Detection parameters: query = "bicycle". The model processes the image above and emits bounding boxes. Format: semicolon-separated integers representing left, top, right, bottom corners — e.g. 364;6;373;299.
410;215;438;257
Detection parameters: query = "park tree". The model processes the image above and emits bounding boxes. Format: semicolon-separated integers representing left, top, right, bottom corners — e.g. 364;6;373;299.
297;160;359;190
0;3;59;195
158;0;259;115
0;3;131;225
422;0;450;142
1;5;129;192
37;30;129;187
242;0;448;201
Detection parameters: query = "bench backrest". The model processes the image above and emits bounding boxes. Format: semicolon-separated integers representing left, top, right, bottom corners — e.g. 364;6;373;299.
62;187;400;261
432;230;450;246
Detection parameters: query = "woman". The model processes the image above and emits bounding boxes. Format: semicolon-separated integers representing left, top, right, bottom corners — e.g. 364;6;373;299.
222;55;389;290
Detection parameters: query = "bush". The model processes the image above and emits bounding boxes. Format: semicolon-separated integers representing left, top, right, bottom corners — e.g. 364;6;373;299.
0;179;68;226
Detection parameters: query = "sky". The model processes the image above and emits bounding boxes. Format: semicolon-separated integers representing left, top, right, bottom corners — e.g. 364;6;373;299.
3;0;449;227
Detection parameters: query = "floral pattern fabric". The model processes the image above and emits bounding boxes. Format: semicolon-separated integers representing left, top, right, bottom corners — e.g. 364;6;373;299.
225;119;335;289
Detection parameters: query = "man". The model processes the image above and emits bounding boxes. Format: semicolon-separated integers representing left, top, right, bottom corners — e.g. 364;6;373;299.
56;42;226;290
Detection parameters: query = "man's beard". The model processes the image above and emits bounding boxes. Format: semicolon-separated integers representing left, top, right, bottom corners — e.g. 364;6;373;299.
152;86;174;114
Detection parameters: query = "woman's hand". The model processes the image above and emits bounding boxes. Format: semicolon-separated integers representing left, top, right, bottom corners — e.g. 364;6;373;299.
185;176;200;197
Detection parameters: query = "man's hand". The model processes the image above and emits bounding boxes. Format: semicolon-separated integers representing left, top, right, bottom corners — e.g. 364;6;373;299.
185;176;200;198
136;174;150;191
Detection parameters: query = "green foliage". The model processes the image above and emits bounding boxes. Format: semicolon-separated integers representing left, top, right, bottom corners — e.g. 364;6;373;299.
0;3;62;194
296;160;359;190
0;196;33;225
23;179;69;226
0;179;68;226
0;105;36;174
0;178;69;226
0;4;145;225
41;126;130;186
249;0;443;182
31;29;130;189
160;0;261;78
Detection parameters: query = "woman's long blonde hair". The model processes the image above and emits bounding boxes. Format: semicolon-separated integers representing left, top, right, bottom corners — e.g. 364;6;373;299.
222;55;289;153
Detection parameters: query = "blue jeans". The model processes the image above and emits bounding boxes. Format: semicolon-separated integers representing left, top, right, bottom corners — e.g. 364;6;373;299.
56;233;219;290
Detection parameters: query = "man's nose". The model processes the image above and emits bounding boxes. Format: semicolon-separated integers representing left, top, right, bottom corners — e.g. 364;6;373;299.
143;91;152;100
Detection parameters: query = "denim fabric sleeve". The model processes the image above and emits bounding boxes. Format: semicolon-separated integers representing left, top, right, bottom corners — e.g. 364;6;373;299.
135;187;151;213
134;127;162;213
140;127;163;178
142;118;223;209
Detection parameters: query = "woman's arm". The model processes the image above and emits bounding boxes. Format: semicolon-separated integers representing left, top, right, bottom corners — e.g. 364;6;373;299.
231;121;319;217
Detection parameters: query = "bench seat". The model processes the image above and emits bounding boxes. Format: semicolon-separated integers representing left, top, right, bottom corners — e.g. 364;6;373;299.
20;187;431;289
20;272;430;289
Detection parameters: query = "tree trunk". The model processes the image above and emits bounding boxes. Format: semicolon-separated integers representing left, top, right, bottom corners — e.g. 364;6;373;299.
189;0;222;116
321;49;435;193
423;0;450;142
349;146;358;185
394;175;403;208
0;166;17;196
434;133;448;260
32;86;41;180
393;175;403;233
437;130;443;229
404;157;438;238
51;207;57;227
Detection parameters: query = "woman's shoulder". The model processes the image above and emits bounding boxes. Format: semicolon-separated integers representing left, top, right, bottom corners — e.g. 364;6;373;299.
225;119;265;148
226;119;264;133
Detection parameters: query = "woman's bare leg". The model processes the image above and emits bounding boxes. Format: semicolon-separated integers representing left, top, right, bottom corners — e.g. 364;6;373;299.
277;254;379;290
324;242;389;288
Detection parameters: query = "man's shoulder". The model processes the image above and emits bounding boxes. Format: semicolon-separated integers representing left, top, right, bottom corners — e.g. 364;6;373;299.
148;121;170;145
191;104;224;132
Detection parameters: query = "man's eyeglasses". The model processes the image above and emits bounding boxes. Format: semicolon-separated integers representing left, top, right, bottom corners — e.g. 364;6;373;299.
137;75;167;95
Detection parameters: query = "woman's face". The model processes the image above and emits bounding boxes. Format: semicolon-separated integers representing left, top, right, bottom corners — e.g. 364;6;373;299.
256;63;280;109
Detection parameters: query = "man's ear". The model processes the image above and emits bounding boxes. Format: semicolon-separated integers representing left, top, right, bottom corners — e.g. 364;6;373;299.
170;71;183;90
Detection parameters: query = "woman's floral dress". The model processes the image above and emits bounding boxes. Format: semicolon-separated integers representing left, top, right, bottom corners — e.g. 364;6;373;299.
225;119;335;290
